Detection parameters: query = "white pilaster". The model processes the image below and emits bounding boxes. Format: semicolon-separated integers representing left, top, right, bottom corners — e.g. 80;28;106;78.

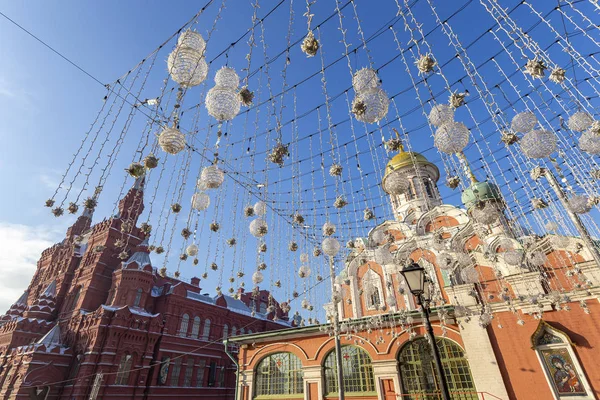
372;360;401;400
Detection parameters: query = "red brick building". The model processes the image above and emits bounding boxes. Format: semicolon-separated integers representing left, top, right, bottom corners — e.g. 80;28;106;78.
0;178;289;399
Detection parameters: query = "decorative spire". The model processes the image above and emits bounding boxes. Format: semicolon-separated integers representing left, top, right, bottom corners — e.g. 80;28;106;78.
457;152;478;184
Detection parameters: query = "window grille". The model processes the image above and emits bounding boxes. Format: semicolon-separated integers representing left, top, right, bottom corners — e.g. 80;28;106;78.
191;316;201;339
399;337;476;400
115;354;132;385
183;359;193;387
202;319;211;340
222;324;228;339
255;352;304;397
171;358;182;386
324;346;375;395
179;314;189;337
195;360;206;387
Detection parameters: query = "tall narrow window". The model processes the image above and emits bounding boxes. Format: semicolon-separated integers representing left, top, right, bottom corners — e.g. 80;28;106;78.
231;326;237;336
70;287;81;312
532;321;593;399
208;361;217;387
195;360;206;387
202;319;211;340
115;354;132;385
219;366;226;387
171;358;182;386
240;327;245;335
133;288;143;307
222;324;228;339
255;352;304;397
183;359;194;387
191;316;201;339
399;337;476;399
179;314;190;337
362;269;383;311
423;178;434;198
324;346;375;395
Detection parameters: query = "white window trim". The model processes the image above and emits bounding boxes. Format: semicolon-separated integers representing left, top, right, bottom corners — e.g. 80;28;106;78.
363;269;384;311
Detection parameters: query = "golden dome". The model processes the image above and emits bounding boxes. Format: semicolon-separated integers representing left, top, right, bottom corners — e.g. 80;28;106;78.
384;151;433;176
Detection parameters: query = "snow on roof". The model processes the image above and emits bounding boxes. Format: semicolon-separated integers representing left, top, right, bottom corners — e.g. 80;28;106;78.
187;291;215;304
37;325;62;347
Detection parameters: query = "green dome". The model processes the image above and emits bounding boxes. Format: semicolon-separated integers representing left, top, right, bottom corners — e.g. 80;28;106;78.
461;181;502;209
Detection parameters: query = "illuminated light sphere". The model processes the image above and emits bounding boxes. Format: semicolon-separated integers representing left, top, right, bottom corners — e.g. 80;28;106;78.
371;230;386;245
200;165;225;189
428;104;455;127
503;249;523;266
177;30;206;53
301;299;310;309
520;129;557;158
374;247;393;265
497;238;515;251
354;87;389;124
434;121;470;154
383;170;411;195
386;294;396;307
460;266;479;283
471;202;502;225
545;221;559;232
298;265;311;278
322;222;336;237
569;195;591;214
205;86;241;121
322;237;341;256
249;218;268;237
527;251;547;267
331;290;342;304
197;178;208;191
568;111;594;132
511;111;537;133
186;244;199;257
214;67;240;89
167;47;208;87
437;252;455;270
254;201;267;216
479;312;493;328
579;129;600;155
158;127;186;154
300;253;309;263
191;192;210;211
550;235;570;248
252;271;264;284
352;68;380;93
456;252;472;267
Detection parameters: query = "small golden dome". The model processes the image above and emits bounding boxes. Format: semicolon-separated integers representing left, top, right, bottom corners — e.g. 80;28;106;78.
384;151;433;176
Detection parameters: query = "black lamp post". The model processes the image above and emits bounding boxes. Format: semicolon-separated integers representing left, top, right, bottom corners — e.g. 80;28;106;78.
400;262;451;400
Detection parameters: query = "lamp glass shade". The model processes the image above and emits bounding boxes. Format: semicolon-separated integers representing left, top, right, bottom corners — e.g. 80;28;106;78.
400;263;425;296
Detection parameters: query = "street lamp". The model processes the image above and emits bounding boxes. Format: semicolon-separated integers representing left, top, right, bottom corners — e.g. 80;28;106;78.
400;262;451;400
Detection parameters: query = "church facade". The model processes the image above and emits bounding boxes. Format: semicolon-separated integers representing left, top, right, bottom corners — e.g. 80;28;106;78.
0;179;289;400
230;149;600;400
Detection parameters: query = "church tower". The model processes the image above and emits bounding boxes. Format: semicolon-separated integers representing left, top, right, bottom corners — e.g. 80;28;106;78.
381;138;441;224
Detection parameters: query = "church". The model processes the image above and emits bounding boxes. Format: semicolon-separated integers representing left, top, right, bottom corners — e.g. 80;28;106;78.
229;146;600;400
0;178;289;399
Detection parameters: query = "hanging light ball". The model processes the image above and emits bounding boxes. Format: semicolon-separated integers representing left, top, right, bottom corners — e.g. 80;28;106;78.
434;121;470;154
200;165;225;189
206;86;241;121
382;170;410;195
503;249;523;266
437;252;455;270
352;68;380;93
428;104;455;127
460;266;479;283
520;130;557;158
254;201;267;216
214;67;240;89
353;88;389;124
527;251;547;267
158;127;186;154
579;129;600;155
545;221;559;232
298;265;311;278
569;195;591;214
186;244;199;257
322;222;336;236
249;218;268;237
191;192;210;211
371;230;386;245
456;252;472;268
497;238;515;251
374;247;393;265
550;235;571;248
322;237;341;256
386;293;397;307
177;30;207;53
167;47;208;87
471;202;502;225
252;271;264;284
511;111;537;133
568;111;594;132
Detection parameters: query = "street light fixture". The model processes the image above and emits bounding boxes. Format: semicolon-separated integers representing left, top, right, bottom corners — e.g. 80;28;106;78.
400;262;451;400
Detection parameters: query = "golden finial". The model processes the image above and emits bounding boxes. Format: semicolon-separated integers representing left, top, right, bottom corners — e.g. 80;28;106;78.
391;128;405;153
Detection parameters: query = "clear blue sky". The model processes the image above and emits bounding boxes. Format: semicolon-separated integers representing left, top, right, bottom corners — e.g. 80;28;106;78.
0;0;598;317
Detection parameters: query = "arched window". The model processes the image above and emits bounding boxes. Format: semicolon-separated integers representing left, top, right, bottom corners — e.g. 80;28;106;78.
202;319;211;340
532;321;593;398
222;324;228;339
240;327;245;335
255;352;304;397
324;346;375;395
362;269;383;311
398;337;475;398
423;178;435;198
231;326;237;336
133;288;143;307
115;354;133;385
191;317;201;339
179;314;190;337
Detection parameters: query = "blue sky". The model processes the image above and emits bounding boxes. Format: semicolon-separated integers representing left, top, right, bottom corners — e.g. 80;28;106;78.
0;0;598;317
